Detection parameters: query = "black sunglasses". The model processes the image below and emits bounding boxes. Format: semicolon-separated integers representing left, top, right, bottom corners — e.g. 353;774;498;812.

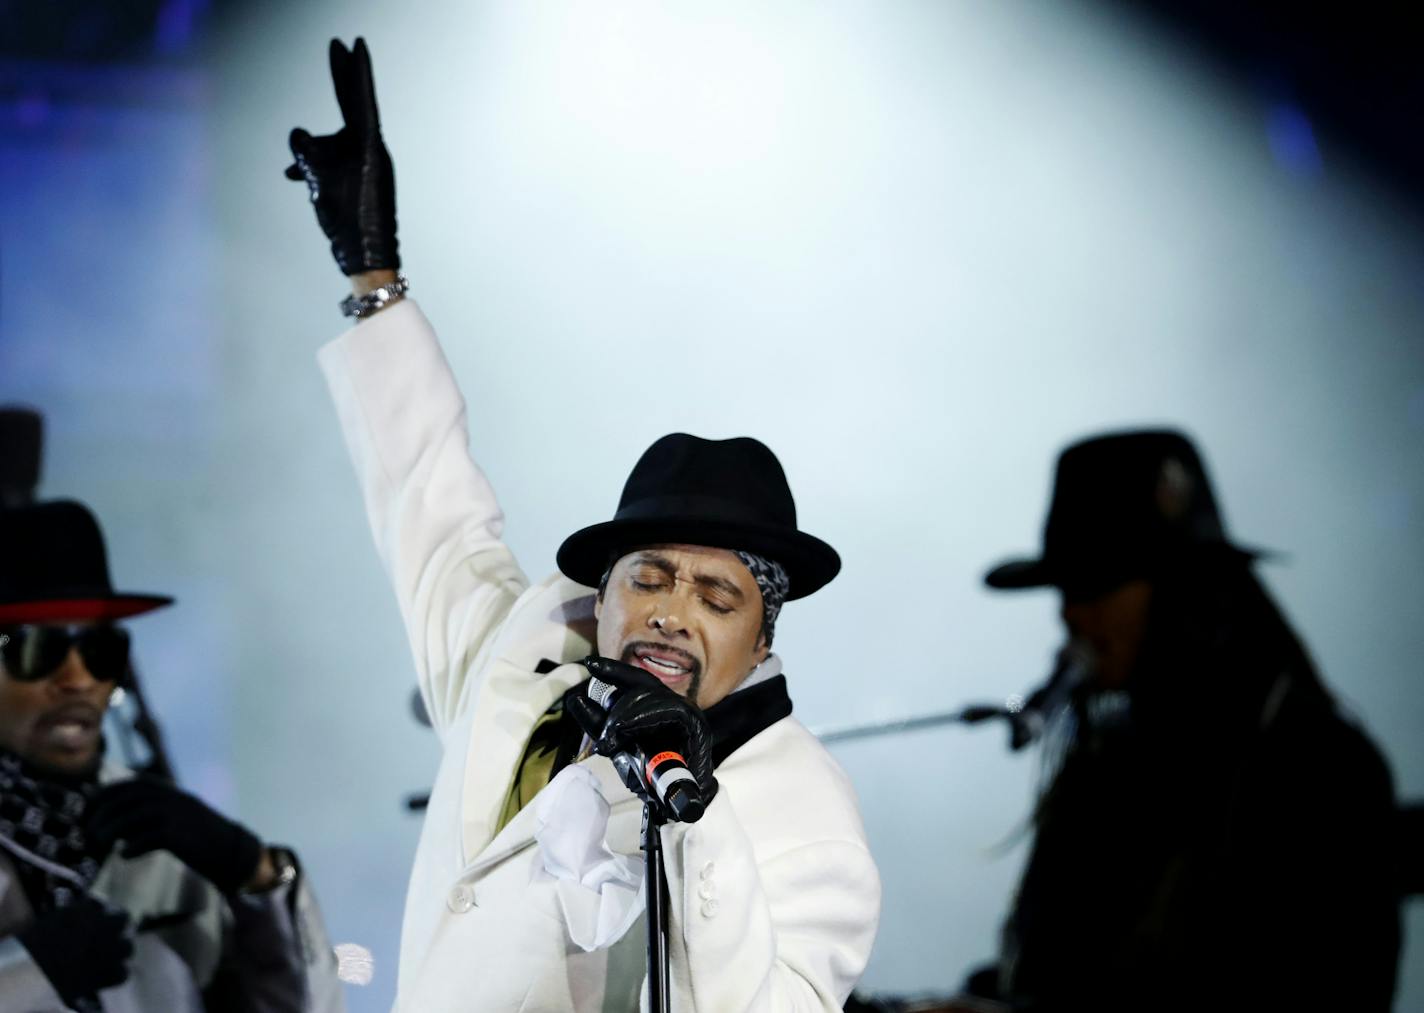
0;624;131;684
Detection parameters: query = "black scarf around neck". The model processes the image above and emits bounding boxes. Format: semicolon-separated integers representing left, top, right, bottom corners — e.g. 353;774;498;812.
703;674;794;765
546;663;794;771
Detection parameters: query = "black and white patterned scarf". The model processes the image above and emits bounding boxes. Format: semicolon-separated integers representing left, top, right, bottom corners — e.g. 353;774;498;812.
0;748;105;914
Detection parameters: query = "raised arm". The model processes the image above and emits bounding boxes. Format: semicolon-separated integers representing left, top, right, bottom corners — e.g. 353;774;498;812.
287;39;532;733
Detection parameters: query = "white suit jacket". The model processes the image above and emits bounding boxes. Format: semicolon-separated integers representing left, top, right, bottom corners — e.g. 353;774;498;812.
319;299;880;1011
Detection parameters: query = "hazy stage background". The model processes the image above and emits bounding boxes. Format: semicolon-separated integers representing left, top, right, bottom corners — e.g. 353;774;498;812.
3;3;1422;1009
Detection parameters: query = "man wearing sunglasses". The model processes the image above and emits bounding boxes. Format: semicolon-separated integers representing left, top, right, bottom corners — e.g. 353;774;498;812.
0;499;346;1011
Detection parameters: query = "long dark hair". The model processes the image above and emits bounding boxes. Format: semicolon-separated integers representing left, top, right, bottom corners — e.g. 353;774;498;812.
1128;554;1332;736
1034;555;1332;825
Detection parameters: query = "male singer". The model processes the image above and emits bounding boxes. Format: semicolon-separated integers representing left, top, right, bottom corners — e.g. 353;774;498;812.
287;39;880;1011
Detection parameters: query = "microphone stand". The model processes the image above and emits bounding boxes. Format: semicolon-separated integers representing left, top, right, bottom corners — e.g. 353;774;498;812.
567;689;674;1010
642;801;671;1013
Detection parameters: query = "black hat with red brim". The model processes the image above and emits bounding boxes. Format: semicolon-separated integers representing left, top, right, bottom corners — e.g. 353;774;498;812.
0;500;173;624
557;433;840;600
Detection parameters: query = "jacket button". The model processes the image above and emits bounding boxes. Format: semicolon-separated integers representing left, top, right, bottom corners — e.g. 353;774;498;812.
698;882;715;901
699;861;716;880
446;884;476;914
700;898;719;918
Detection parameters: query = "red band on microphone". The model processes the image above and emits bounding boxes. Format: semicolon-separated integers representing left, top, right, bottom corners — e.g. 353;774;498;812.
646;751;686;777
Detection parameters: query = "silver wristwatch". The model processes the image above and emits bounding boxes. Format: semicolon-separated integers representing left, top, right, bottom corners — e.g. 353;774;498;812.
242;846;299;895
340;273;409;319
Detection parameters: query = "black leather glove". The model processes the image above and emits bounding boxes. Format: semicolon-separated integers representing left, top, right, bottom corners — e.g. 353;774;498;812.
285;37;399;275
18;897;133;1006
582;656;719;806
85;779;264;895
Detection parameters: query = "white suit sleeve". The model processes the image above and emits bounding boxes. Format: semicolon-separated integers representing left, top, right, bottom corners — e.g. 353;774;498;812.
318;299;530;734
660;788;881;1011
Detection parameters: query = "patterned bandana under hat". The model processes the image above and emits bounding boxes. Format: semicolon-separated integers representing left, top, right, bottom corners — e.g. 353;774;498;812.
732;550;790;646
0;748;106;914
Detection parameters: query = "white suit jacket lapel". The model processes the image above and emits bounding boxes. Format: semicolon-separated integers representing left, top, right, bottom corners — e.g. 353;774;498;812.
459;661;588;865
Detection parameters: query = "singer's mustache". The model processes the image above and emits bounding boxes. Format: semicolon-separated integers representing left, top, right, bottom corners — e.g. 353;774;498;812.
620;641;702;676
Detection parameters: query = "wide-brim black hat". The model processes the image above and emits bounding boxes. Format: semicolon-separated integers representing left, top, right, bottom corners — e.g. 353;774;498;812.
985;429;1267;593
0;500;173;624
557;433;840;600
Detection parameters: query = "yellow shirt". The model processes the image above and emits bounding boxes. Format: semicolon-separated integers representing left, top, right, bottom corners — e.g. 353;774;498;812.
495;703;579;835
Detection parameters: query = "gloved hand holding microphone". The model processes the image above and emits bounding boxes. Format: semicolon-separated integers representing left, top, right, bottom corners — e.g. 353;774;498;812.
568;656;719;823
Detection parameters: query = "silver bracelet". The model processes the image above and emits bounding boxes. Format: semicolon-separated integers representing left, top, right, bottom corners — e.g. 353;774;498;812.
340;273;409;319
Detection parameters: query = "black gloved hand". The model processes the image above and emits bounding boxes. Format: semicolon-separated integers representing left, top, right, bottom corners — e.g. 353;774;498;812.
18;897;133;1006
582;656;719;808
85;779;264;895
285;37;399;275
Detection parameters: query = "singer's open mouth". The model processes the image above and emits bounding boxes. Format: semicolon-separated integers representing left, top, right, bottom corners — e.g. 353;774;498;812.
623;642;700;687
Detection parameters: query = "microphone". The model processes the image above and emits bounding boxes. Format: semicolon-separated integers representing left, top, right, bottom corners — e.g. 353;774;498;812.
568;677;707;823
1006;639;1095;750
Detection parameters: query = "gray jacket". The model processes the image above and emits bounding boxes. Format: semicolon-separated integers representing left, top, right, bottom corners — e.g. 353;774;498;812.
0;768;345;1012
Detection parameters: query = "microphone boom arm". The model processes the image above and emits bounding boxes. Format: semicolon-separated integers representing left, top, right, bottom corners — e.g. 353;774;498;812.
813;643;1093;751
813;704;1028;747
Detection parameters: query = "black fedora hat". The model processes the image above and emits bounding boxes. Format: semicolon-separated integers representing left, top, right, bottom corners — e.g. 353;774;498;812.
557;433;840;600
985;429;1266;593
0;500;173;624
